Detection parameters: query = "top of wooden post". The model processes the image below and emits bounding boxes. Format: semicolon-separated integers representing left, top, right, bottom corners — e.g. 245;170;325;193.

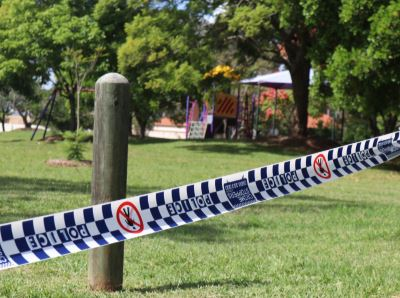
96;73;129;85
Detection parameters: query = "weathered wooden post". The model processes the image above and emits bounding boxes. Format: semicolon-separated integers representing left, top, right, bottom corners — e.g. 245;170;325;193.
89;73;130;291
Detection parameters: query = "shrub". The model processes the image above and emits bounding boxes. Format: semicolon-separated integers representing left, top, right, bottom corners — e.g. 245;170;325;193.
63;129;91;161
66;141;85;161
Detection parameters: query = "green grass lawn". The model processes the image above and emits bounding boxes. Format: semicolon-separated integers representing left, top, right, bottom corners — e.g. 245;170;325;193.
1;130;400;297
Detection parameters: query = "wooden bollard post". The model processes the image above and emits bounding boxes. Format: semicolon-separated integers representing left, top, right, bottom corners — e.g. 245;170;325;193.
89;73;130;291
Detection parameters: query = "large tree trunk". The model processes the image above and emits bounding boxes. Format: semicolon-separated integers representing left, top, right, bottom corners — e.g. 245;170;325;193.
68;92;77;131
290;60;311;137
139;124;146;139
136;116;147;139
17;109;31;128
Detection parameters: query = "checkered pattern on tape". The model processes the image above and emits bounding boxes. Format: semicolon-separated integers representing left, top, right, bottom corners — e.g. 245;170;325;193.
247;155;313;201
0;203;125;266
138;136;392;233
139;177;236;233
248;137;388;202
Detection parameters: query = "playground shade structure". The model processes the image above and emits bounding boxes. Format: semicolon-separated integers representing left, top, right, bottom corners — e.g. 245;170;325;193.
240;69;314;136
240;69;314;89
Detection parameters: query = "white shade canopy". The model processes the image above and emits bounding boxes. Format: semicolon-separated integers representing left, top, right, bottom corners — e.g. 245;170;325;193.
240;69;314;89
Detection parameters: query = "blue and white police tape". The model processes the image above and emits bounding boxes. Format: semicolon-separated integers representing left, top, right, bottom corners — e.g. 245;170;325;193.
1;131;400;271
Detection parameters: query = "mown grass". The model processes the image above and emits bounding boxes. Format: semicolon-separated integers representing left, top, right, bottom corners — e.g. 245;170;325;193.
0;130;400;297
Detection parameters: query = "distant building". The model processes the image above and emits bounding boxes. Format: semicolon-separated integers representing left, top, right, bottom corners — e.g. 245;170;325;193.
0;114;28;132
133;117;186;139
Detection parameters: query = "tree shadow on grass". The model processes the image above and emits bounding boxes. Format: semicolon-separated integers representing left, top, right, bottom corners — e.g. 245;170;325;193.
0;175;161;222
129;138;315;156
0;176;161;197
128;137;178;145
159;223;232;243
252;194;374;214
126;278;268;294
0;176;91;195
179;142;309;157
0;139;24;143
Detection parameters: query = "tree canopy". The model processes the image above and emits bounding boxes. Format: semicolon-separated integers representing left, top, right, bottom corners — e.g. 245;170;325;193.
323;0;400;135
0;0;398;139
118;2;212;137
0;0;103;130
216;0;341;136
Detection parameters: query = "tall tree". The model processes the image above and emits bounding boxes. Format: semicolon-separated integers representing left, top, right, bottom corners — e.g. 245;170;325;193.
215;0;340;136
0;0;104;131
93;0;147;72
324;0;400;135
118;2;212;137
62;48;101;132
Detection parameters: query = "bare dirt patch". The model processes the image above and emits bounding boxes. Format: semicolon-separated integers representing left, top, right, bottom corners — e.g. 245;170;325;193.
42;135;64;143
46;159;92;167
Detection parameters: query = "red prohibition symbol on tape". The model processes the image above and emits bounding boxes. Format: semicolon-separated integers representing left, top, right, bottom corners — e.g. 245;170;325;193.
116;201;144;234
313;154;331;179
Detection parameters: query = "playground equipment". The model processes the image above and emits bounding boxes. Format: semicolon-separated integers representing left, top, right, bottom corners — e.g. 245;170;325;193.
185;91;257;140
186;69;320;140
31;87;95;141
31;89;58;141
185;97;208;139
